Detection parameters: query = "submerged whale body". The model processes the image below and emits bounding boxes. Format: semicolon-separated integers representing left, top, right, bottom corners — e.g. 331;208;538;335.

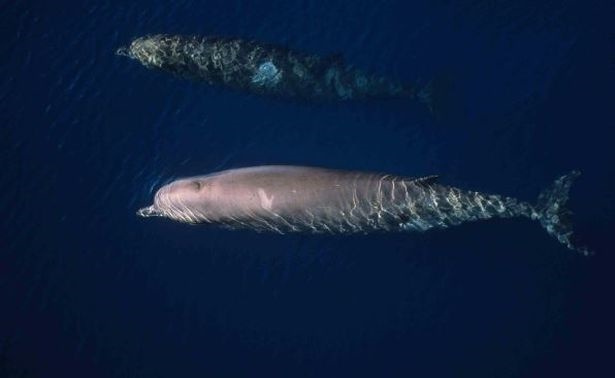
138;166;590;255
117;34;432;106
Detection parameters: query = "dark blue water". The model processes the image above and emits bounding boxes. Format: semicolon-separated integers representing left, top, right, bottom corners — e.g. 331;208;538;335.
2;1;613;377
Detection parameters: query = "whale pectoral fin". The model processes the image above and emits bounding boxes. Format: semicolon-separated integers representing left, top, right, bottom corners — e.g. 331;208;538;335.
412;175;439;186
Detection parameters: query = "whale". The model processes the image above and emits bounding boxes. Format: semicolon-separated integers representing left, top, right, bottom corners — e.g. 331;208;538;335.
137;166;590;255
116;34;435;108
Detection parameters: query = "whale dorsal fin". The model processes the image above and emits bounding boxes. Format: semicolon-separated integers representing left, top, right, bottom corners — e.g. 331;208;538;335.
412;175;439;186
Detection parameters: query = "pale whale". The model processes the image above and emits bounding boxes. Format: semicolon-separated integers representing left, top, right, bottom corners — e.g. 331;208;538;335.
137;166;590;255
116;34;435;108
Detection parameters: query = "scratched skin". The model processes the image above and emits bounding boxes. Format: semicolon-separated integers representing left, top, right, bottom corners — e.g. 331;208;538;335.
138;166;589;255
116;34;417;102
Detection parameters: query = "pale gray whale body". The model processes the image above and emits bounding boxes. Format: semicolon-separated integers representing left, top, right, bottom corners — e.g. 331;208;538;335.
138;166;590;255
117;34;432;106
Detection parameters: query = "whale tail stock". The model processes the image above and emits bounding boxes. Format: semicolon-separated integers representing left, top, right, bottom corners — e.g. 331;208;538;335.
534;170;592;256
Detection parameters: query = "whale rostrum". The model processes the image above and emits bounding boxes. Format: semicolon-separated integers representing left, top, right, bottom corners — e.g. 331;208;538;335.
138;166;591;256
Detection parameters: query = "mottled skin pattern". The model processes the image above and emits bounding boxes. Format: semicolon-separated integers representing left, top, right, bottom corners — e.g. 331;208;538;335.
138;166;590;255
117;34;411;101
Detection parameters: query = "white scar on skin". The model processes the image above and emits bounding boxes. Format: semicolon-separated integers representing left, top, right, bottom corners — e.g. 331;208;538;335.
257;188;274;210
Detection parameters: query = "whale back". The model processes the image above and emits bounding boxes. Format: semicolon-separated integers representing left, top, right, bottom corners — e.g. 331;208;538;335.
168;166;431;232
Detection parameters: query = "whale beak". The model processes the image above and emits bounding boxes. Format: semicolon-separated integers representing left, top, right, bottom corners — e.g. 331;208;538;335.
116;46;132;58
137;205;163;218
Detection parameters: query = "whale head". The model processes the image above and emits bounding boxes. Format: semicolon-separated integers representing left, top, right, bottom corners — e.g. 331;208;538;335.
116;35;173;69
137;178;212;224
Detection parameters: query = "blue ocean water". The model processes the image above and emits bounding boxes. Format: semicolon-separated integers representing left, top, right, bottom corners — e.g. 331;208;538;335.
1;0;613;376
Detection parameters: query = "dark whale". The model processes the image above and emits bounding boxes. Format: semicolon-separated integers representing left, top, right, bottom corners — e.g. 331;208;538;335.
117;34;434;108
137;166;590;255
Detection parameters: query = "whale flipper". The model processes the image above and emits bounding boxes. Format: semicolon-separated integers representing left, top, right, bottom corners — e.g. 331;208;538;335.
535;171;592;256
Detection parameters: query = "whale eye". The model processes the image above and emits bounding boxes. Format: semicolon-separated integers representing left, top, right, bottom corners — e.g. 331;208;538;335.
191;181;202;191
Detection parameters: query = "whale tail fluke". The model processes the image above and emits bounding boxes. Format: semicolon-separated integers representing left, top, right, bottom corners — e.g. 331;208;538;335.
413;74;453;118
535;170;592;256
